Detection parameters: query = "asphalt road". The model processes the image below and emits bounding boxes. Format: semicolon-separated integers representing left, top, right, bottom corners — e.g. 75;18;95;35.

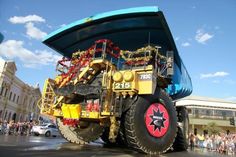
0;135;230;157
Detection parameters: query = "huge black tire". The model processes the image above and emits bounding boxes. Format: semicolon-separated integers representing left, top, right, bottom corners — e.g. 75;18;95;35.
57;118;103;144
172;106;189;151
124;89;177;154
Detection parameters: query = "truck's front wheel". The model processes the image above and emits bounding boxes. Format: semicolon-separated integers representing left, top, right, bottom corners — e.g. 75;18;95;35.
124;89;177;154
57;118;103;144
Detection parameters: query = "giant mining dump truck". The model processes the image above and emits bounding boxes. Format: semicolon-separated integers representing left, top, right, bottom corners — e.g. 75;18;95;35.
39;6;192;154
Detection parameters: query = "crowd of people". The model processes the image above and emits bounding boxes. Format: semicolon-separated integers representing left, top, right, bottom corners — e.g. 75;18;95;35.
0;120;38;135
1;120;236;156
190;132;236;155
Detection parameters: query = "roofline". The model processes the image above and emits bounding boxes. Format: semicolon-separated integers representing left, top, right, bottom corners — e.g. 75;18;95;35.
176;98;236;110
178;95;236;104
180;105;236;111
43;6;159;41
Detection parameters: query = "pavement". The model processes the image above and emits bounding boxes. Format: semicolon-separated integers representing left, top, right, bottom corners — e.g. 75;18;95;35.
0;135;231;157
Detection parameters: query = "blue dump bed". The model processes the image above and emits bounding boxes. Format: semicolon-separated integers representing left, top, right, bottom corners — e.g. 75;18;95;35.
43;6;192;100
0;33;3;43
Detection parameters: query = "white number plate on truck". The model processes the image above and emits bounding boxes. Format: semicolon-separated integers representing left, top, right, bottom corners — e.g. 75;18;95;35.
114;82;131;89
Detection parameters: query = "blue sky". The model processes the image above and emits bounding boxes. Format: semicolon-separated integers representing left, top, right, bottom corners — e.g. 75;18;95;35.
0;0;236;101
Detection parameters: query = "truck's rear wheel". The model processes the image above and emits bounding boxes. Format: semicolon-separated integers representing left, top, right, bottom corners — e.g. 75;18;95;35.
57;118;103;144
125;89;177;154
173;107;189;151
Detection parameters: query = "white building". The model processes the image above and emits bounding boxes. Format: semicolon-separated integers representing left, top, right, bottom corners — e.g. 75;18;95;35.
176;95;236;135
0;58;41;122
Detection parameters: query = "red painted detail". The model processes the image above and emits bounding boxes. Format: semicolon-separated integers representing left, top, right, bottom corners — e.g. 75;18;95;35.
56;39;120;86
62;119;79;127
145;103;170;138
94;39;120;58
86;100;100;112
86;101;93;112
93;100;100;112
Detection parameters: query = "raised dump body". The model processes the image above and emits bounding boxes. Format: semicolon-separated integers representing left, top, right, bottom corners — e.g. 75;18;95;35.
40;6;192;154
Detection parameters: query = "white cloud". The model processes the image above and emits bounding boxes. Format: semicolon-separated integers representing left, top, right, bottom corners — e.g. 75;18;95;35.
25;22;47;40
181;42;190;47
174;37;180;41
0;40;61;68
60;24;67;28
9;15;45;24
195;29;213;44
8;15;47;40
200;71;229;79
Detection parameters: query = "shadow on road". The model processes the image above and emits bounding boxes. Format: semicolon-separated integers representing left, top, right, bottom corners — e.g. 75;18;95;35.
0;135;229;157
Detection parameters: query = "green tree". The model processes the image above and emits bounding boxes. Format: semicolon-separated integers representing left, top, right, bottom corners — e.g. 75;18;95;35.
203;122;222;135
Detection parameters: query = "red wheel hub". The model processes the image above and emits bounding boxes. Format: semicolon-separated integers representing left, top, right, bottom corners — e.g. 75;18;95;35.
145;103;170;138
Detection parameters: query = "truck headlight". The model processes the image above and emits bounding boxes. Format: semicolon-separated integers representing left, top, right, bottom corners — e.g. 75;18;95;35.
113;72;123;82
123;71;134;82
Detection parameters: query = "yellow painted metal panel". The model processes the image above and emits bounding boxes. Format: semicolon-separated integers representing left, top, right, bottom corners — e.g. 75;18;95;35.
112;65;154;95
81;111;100;119
61;104;71;118
101;111;111;116
137;71;153;94
70;105;82;119
89;112;99;118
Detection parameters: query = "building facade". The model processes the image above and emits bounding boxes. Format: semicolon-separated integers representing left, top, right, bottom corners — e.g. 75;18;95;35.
0;58;41;122
176;96;236;135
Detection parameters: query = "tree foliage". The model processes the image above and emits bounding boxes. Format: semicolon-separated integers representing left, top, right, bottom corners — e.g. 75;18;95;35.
203;122;222;135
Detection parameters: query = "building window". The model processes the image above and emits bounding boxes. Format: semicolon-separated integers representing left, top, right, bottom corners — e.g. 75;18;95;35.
17;96;19;104
0;110;2;118
214;110;223;119
194;128;197;135
4;88;8;97
225;111;233;118
9;92;12;100
12;113;16;121
195;109;199;117
8;112;11;122
23;97;27;105
0;86;4;95
206;110;210;116
13;94;16;102
222;111;226;120
188;109;192;114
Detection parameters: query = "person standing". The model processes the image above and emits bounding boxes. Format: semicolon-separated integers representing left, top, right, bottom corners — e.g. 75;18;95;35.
190;133;195;150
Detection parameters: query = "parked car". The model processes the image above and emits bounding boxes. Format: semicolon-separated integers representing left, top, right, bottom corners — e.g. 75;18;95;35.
31;123;60;137
0;125;2;134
